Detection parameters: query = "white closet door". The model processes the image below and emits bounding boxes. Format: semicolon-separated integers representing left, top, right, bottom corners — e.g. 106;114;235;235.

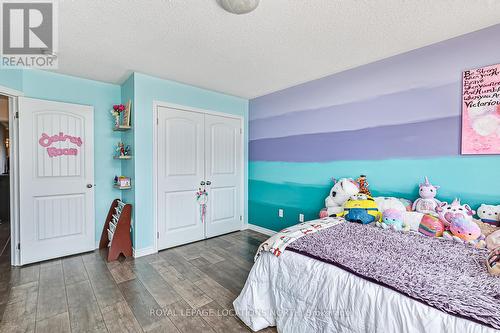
18;97;94;265
157;107;205;250
205;114;242;238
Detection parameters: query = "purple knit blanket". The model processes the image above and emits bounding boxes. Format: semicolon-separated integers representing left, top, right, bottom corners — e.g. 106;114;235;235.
287;222;500;329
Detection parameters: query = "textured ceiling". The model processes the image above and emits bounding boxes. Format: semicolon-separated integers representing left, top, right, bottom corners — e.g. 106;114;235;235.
52;0;500;98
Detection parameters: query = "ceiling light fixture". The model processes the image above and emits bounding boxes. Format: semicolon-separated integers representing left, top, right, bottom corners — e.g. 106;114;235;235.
217;0;260;15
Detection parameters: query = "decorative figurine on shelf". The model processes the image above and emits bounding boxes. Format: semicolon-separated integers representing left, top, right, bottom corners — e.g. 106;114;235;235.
115;142;125;157
356;175;371;196
114;142;131;158
110;104;126;127
114;176;131;188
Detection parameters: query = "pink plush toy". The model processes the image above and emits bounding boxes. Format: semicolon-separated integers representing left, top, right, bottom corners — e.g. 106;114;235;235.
435;198;475;230
443;216;485;248
411;177;441;215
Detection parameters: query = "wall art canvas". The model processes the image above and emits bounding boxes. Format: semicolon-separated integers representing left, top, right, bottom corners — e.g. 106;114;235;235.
462;63;500;154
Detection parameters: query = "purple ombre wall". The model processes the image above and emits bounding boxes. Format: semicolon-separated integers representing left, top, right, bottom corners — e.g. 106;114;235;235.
249;24;500;231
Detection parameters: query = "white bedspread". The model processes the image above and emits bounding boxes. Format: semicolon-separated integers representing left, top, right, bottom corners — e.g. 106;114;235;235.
234;251;497;333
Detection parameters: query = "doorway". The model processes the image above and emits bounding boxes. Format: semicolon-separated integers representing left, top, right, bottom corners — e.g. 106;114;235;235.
0;95;10;265
154;103;244;251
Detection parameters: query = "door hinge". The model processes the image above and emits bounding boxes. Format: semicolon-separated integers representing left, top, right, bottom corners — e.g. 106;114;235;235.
157;231;159;239
17;243;20;250
15;111;19;119
239;215;243;221
156;117;159;125
240;128;242;134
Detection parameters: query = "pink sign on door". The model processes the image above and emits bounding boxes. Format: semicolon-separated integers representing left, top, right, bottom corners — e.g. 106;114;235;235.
462;63;500;154
38;132;83;157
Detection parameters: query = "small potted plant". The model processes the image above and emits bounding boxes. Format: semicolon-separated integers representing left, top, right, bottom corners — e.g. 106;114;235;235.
110;104;126;127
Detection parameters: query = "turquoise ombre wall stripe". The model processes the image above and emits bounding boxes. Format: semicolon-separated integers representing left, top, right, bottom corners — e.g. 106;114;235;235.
0;68;122;243
132;73;248;250
250;156;500;231
249;24;500;231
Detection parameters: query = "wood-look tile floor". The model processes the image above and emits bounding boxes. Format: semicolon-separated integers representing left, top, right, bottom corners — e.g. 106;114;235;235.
0;230;277;333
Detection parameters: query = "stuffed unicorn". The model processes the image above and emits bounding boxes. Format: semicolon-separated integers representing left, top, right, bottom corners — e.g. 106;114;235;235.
411;177;441;215
436;198;475;230
319;178;359;218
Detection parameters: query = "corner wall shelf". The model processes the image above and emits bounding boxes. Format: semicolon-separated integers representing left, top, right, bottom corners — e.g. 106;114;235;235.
113;156;133;160
113;125;132;131
114;185;132;190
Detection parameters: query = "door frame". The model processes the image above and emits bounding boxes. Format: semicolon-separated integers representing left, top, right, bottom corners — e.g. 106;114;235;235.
152;101;245;253
0;84;23;266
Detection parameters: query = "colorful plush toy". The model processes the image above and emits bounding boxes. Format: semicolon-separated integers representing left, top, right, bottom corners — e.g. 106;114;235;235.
418;214;445;237
477;204;500;226
355;175;371;196
443;216;485;248
320;178;359;218
343;194;381;224
412;177;441;215
376;208;409;231
435;198;475;230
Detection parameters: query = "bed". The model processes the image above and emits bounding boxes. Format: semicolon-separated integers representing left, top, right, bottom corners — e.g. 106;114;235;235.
234;220;499;333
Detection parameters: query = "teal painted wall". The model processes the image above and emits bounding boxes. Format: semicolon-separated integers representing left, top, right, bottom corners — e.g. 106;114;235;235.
0;69;23;92
1;68;122;244
120;74;136;245
249;157;500;231
1;69;248;252
133;73;249;250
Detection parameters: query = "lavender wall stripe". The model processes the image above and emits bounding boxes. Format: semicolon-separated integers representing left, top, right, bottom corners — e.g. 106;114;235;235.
250;24;500;121
250;83;458;140
249;116;460;162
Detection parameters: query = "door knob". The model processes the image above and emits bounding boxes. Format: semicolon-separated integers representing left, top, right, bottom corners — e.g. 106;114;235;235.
206;181;212;186
200;181;206;186
86;184;93;188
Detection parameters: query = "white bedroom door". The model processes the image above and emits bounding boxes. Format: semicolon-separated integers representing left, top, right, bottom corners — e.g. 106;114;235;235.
204;114;242;238
18;97;94;265
157;107;205;249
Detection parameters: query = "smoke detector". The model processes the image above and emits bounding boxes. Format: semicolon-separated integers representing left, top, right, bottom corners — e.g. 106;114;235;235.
217;0;260;15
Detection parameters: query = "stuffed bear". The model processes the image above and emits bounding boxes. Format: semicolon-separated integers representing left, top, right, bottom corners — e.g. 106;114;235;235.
477;204;500;226
320;178;359;218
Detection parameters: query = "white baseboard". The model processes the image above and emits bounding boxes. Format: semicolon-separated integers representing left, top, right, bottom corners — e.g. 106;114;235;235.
247;224;275;236
133;246;157;258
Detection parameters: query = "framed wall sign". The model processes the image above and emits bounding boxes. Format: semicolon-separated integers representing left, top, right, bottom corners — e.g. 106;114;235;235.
462;63;500;154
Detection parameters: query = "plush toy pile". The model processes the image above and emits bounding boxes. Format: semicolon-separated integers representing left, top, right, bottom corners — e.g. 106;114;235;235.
318;175;500;249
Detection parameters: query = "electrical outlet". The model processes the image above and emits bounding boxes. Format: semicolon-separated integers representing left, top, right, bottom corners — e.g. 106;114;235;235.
299;214;304;222
278;209;284;218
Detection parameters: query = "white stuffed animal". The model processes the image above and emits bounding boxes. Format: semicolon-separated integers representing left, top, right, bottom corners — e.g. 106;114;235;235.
324;178;359;217
374;197;407;213
477;204;500;226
